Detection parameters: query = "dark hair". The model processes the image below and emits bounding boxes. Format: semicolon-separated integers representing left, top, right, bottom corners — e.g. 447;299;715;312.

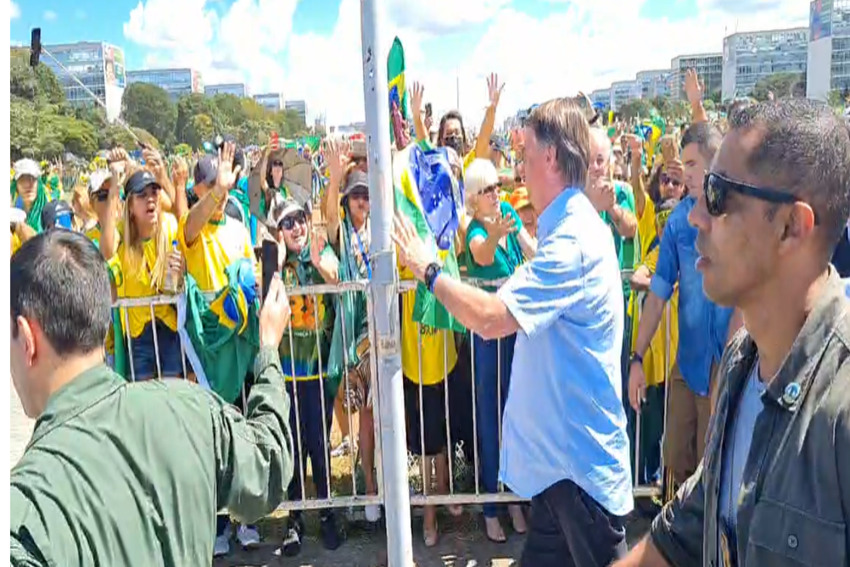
647;165;663;205
728;98;850;247
680;122;723;163
266;156;283;190
11;230;111;356
438;110;468;149
525;98;590;188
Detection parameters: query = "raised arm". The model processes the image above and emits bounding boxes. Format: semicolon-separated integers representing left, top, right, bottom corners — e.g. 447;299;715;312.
183;143;240;246
410;81;429;143
474;73;504;160
685;69;709;125
323;140;349;247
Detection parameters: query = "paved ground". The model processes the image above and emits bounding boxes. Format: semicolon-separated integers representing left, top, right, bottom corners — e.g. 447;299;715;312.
11;384;651;566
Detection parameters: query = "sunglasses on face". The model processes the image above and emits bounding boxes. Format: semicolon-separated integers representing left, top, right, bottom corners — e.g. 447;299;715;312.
349;190;369;202
478;184;499;197
279;212;307;231
703;172;803;218
272;161;284;167
661;173;682;188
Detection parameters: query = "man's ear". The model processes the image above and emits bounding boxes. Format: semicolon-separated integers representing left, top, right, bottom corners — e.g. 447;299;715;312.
16;315;37;367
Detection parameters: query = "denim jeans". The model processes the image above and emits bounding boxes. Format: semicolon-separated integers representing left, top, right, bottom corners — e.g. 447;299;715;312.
130;321;183;380
473;333;516;518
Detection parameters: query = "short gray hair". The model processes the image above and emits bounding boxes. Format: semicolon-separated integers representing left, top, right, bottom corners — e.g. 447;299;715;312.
526;98;590;188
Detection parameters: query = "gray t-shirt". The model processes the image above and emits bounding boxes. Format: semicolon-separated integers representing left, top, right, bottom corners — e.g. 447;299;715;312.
718;358;767;563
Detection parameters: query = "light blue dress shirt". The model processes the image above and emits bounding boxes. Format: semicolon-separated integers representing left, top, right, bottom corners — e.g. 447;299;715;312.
650;196;734;396
497;187;634;517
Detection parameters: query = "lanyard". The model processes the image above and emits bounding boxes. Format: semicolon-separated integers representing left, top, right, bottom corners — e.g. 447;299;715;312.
354;227;371;279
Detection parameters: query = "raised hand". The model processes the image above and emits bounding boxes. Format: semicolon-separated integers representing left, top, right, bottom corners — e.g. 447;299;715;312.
171;156;189;188
323;139;350;183
482;213;518;240
684;68;704;106
392;213;436;282
487;73;505;108
215;141;242;191
410;81;425;116
258;274;292;349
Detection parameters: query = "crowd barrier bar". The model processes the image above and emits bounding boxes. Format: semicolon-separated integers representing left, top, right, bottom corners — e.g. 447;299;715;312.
111;269;674;514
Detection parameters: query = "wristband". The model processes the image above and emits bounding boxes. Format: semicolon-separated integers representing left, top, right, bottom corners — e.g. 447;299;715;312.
630;352;643;366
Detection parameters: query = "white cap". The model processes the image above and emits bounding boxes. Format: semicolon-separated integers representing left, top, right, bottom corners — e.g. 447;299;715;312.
88;169;113;194
14;159;41;181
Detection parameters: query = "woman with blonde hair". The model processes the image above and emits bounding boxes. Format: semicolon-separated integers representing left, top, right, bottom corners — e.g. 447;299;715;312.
103;167;184;380
463;158;536;542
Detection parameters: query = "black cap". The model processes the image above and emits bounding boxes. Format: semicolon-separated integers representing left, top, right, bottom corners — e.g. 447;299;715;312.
193;155;219;187
124;170;160;195
343;170;369;197
41;199;75;230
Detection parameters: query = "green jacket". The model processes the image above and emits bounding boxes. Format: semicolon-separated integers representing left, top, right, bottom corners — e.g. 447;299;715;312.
11;347;293;567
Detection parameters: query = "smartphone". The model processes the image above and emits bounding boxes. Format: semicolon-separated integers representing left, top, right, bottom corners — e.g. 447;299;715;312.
425;103;433;119
261;240;279;303
660;135;677;164
30;28;42;67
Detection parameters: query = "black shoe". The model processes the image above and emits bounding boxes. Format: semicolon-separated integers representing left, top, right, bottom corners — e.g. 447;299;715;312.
320;513;345;551
281;516;305;557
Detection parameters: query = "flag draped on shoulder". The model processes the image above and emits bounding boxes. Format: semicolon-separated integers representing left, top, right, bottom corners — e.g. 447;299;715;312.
178;258;260;403
393;139;465;332
387;37;410;146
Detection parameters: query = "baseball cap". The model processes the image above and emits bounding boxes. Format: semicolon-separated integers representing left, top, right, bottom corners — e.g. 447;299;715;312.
88;169;113;194
124;170;159;195
193;155;219;187
14;159;41;181
269;198;306;229
342;170;369;197
509;186;531;211
41;200;75;230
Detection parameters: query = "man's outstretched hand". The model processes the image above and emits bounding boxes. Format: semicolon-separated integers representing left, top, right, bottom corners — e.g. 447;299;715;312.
392;213;436;282
259;274;291;349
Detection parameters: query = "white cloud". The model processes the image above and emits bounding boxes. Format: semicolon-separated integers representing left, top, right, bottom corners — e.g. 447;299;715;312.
122;0;811;127
11;1;19;19
43;9;57;21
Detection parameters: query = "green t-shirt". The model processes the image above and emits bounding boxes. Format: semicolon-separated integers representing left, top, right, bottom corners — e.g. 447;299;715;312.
278;242;335;380
600;181;636;296
465;201;525;291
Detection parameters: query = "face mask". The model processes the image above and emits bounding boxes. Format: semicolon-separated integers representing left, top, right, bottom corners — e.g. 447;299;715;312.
444;135;463;154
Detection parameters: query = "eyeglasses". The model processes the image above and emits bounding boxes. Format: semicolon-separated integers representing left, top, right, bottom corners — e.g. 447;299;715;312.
272;161;284;167
704;171;801;217
279;211;307;231
661;173;682;188
477;184;499;197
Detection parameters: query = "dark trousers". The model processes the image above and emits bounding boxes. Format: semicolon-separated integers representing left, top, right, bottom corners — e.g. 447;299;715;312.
626;383;666;485
286;379;334;519
473;333;516;518
218;374;257;535
520;479;627;567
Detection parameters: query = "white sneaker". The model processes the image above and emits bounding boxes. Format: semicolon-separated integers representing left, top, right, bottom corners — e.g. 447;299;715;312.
213;534;231;557
364;504;382;523
237;524;261;549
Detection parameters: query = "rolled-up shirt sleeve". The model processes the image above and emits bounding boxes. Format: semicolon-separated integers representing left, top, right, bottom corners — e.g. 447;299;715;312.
649;218;679;301
650;462;706;567
213;346;294;523
497;236;584;339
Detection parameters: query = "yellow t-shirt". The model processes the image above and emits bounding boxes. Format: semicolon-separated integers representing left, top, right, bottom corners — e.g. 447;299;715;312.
398;263;459;386
11;232;21;256
631;246;679;387
107;214;179;339
463;150;476;172
628;198;658;319
178;213;255;292
85;225;102;248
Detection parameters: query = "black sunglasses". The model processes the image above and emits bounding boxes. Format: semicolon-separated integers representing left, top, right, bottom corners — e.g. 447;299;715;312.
272;160;284;167
92;190;110;202
279;211;307;231
478;184;500;197
349;189;369;201
661;173;682;188
704;172;800;217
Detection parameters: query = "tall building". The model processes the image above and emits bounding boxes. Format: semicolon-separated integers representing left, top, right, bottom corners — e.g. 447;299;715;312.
253;92;283;111
285;99;308;122
40;41;126;122
722;27;809;101
609;80;642;111
670;52;723;101
590;88;611;107
205;83;248;97
808;0;850;100
126;68;203;101
636;69;671;99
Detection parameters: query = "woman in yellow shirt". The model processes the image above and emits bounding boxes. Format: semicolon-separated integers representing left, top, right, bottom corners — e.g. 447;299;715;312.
106;170;183;380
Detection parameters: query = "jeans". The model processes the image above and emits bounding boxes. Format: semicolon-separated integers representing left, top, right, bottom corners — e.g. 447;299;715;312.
130;321;183;380
287;379;334;518
473;333;516;518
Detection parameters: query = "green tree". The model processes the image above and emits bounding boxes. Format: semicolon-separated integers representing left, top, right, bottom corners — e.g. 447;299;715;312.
132;127;160;149
751;72;806;101
186;113;215;149
10;48;66;106
618;99;655;121
827;89;846;110
176;94;219;143
121;83;177;146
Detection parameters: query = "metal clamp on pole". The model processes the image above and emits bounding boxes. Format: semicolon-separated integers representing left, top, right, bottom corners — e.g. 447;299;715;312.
358;1;414;564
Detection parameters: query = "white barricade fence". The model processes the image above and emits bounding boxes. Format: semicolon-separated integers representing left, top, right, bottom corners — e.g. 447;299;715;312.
110;269;676;515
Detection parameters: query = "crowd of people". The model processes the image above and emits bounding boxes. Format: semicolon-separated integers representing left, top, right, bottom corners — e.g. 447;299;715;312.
10;63;850;567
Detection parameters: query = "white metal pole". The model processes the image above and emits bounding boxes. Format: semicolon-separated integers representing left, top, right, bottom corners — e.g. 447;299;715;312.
358;1;414;565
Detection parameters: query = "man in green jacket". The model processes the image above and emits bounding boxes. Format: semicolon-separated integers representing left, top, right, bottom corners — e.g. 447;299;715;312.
10;230;295;566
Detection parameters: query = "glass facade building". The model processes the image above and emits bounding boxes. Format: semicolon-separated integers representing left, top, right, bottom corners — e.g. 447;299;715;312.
126;68;203;101
253;93;283;111
670;53;723;101
205;83;248;97
722;28;808;101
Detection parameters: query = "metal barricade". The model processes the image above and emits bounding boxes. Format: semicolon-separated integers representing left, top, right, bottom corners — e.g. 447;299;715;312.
109;269;678;515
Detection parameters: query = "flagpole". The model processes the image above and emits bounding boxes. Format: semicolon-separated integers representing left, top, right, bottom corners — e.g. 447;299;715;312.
359;1;414;565
456;68;460;110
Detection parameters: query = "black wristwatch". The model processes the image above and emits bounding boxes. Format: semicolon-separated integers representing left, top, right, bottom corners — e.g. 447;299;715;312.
629;352;643;367
424;262;442;293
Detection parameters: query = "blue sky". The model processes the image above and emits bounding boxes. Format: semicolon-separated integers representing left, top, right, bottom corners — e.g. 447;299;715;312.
10;0;807;125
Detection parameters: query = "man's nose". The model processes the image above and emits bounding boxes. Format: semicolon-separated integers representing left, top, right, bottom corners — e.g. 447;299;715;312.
688;193;709;231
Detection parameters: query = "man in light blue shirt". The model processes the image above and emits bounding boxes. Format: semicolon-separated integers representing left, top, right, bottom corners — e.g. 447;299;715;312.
394;98;633;566
629;123;740;487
